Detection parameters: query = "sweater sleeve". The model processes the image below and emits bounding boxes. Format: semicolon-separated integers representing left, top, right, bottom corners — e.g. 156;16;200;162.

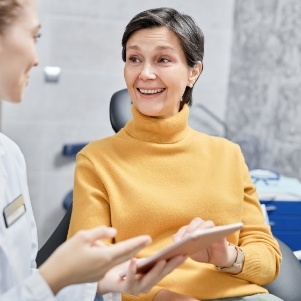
68;152;165;301
233;147;282;285
68;153;111;238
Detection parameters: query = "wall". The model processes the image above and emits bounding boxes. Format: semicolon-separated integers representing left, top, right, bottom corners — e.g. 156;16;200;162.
226;0;301;179
1;0;235;244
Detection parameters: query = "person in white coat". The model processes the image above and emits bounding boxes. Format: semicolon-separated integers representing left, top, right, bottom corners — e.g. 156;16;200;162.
0;0;186;300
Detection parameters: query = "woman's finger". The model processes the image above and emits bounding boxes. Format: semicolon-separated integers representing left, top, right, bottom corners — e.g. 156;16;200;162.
77;226;117;244
123;257;138;284
107;235;151;265
140;255;187;291
186;217;205;232
173;225;188;242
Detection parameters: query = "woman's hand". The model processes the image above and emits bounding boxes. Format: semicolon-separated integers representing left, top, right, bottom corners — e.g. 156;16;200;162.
173;217;237;267
97;255;187;295
39;226;151;295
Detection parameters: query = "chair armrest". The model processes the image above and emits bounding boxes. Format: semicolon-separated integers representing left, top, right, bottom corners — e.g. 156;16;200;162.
264;238;301;301
36;203;73;267
62;143;88;156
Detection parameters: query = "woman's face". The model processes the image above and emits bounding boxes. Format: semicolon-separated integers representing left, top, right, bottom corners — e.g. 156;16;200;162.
0;0;40;102
124;26;201;119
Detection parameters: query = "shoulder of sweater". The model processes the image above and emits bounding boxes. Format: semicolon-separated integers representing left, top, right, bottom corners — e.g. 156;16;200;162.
78;133;119;155
189;128;241;150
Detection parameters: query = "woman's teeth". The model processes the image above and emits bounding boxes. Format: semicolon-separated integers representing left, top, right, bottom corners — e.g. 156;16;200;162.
139;88;165;94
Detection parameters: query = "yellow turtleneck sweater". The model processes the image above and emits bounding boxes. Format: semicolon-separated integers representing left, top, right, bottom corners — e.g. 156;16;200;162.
68;105;281;301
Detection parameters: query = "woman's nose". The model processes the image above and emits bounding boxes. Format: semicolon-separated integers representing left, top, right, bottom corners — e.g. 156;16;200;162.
138;63;156;81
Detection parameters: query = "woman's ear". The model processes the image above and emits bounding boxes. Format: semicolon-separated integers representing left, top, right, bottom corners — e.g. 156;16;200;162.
188;61;203;85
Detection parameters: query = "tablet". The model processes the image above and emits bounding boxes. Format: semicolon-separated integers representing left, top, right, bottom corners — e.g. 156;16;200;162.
120;222;243;276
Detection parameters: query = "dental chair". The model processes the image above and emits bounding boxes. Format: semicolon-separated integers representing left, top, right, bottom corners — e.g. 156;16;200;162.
37;89;301;301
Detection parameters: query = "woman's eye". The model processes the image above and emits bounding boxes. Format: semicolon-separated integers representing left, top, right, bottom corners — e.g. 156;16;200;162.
159;57;170;63
128;56;140;63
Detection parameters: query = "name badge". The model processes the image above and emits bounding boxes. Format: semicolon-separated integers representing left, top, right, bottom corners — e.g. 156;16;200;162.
3;195;26;228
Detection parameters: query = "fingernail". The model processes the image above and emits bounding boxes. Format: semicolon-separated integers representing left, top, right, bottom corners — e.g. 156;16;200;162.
108;227;117;235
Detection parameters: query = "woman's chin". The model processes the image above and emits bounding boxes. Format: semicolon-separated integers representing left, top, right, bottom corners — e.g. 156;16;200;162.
136;104;163;118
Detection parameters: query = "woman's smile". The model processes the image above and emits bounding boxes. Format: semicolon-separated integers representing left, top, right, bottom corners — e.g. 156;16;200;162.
137;88;166;100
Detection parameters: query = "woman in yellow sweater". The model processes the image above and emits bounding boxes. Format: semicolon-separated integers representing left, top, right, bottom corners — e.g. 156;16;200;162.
68;7;282;301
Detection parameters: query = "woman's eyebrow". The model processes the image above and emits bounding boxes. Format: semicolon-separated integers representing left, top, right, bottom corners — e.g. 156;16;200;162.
155;45;176;52
127;45;140;51
127;45;176;53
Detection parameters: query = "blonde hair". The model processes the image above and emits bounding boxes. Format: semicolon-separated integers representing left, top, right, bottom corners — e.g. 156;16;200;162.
0;0;21;34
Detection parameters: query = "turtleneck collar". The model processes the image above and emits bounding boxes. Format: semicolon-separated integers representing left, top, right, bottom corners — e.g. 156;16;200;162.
123;104;190;144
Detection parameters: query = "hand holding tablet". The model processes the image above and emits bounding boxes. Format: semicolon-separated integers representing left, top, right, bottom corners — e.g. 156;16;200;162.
120;222;243;276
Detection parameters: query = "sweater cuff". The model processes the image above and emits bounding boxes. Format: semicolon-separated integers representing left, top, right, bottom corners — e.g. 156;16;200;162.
238;244;279;285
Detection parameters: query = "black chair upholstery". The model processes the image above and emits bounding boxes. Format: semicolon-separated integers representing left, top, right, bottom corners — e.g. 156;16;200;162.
109;89;132;133
36;203;73;267
264;238;301;301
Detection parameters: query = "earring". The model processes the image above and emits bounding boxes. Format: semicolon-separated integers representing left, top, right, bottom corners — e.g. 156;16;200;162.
189;83;193;88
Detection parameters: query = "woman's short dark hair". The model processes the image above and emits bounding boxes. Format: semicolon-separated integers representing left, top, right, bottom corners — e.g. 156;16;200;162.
0;0;21;34
122;7;204;106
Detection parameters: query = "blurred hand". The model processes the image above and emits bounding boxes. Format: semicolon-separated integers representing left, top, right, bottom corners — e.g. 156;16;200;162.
97;255;187;295
39;226;151;294
173;217;237;267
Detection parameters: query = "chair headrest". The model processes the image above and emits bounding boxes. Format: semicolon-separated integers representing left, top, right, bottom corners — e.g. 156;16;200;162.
110;89;132;133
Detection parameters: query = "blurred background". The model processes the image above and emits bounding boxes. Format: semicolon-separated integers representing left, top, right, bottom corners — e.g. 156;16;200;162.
0;0;300;245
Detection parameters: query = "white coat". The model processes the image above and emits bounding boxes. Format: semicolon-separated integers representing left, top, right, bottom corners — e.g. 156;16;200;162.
0;132;99;301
